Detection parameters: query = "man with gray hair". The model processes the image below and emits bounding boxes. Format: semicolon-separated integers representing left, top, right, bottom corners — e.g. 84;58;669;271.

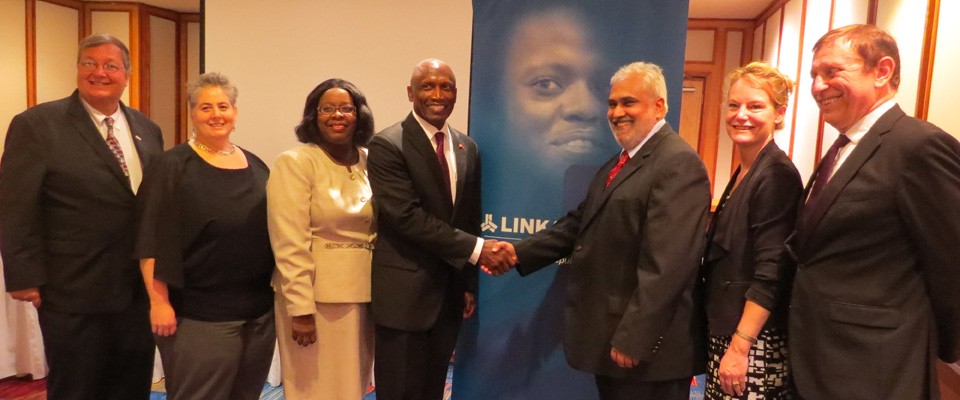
491;61;710;399
0;33;162;399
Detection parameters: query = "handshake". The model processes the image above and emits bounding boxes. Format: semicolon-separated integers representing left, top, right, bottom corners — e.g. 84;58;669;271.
478;239;517;276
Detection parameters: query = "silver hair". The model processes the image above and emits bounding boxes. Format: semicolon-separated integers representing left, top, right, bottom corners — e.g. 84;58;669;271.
610;61;669;114
77;33;132;74
186;72;238;109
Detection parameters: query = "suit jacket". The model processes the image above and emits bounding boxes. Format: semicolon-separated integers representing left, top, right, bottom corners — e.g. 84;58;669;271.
0;90;164;313
703;140;802;335
267;144;376;316
787;105;960;400
367;113;480;331
514;123;711;380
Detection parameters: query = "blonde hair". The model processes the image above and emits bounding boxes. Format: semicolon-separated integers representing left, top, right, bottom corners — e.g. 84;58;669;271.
725;61;794;130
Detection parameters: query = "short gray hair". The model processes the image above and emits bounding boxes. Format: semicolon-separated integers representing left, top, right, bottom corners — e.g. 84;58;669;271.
77;33;131;74
186;72;238;109
610;61;669;114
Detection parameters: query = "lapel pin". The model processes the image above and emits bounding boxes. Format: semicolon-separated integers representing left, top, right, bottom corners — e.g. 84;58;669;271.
458;144;464;149
135;135;142;141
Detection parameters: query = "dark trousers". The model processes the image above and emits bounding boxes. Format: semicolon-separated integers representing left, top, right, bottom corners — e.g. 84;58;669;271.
38;303;154;400
154;309;276;400
374;298;462;400
595;375;692;400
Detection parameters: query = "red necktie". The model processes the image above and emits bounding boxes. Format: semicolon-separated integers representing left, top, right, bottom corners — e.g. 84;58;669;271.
606;151;629;187
103;117;129;177
808;134;851;200
435;132;452;201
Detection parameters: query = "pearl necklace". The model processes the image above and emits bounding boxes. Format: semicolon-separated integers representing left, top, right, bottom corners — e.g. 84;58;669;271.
191;139;237;156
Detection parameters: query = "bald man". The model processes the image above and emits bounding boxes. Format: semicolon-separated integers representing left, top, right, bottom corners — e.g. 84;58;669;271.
367;59;509;400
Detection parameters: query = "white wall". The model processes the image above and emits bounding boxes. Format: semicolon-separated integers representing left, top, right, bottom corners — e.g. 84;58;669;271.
204;0;473;165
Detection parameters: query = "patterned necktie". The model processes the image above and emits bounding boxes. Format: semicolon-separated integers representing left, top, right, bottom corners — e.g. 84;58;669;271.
807;134;851;200
435;132;452;201
103;117;129;177
606;151;630;187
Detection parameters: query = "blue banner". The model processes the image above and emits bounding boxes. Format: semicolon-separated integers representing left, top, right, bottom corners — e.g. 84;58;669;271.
455;1;690;398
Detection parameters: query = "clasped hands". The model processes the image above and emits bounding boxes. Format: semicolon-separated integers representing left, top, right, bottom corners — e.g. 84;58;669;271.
479;239;517;276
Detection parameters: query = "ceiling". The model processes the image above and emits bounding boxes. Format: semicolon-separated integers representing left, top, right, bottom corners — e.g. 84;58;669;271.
83;0;773;20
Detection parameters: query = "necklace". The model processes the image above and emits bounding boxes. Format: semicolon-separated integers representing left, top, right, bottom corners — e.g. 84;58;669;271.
191;139;237;156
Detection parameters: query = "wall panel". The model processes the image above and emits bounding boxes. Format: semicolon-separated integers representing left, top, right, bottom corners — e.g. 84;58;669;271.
876;0;927;117
764;10;782;64
753;24;764;60
181;19;200;141
149;15;177;148
0;0;28;156
685;29;716;61
35;1;79;104
928;0;960;138
90;11;131;105
793;0;833;182
777;0;803;154
832;0;869;26
712;29;743;197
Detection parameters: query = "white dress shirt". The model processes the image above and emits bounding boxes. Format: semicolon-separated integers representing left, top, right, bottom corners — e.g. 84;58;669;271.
80;99;144;193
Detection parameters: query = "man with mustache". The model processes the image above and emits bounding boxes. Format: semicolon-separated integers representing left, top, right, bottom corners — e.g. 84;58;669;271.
0;34;163;399
786;24;960;399
367;59;511;400
488;61;710;400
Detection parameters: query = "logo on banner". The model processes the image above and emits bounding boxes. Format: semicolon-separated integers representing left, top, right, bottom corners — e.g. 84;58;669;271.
482;213;554;237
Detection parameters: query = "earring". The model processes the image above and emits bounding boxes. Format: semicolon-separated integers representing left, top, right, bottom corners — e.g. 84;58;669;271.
189;128;197;141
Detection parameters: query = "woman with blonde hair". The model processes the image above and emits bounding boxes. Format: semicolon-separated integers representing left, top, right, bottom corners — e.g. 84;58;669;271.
702;62;802;399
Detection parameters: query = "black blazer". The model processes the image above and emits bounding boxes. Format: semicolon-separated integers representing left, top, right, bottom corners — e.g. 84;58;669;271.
514;123;711;381
0;91;164;313
786;105;960;399
367;113;480;331
702;140;801;335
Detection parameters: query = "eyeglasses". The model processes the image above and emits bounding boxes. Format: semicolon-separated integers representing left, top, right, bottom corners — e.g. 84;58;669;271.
78;60;124;73
318;105;356;115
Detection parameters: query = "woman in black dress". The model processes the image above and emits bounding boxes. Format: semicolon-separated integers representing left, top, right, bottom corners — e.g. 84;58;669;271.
136;72;275;400
703;62;802;400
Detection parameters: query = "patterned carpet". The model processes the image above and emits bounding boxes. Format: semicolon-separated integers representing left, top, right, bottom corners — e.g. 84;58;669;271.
3;372;703;399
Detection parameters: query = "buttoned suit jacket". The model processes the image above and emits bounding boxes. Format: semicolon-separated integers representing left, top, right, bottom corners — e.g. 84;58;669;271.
0;90;164;313
786;105;960;400
367;112;480;331
514;123;711;380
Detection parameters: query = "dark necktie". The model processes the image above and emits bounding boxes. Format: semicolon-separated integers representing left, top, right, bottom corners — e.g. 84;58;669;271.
435;132;452;201
103;117;129;177
606;151;630;187
808;134;851;200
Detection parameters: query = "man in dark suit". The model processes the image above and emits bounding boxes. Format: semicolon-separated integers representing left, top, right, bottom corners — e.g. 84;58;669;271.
0;34;162;399
367;59;507;400
787;24;960;399
490;61;710;400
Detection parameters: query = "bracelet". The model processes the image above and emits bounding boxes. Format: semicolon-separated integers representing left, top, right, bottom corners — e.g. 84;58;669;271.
733;329;758;344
